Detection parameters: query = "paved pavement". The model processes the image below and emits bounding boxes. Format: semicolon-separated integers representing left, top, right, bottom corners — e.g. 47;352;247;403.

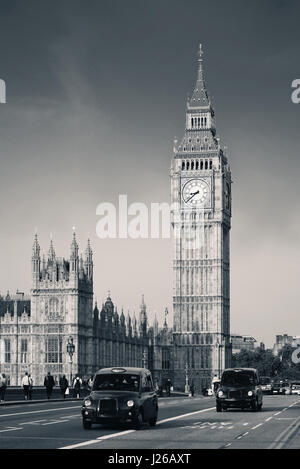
0;394;299;449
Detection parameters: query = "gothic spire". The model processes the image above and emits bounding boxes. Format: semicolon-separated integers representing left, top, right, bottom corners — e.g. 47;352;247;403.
32;232;40;259
48;235;56;262
188;43;210;109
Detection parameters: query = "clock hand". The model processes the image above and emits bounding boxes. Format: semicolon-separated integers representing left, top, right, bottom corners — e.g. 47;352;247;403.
186;190;199;203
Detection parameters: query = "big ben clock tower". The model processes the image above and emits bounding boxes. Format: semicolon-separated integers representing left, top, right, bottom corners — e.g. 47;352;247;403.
171;45;232;391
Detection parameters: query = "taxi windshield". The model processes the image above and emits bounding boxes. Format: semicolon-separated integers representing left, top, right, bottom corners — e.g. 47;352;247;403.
92;373;140;392
221;370;255;387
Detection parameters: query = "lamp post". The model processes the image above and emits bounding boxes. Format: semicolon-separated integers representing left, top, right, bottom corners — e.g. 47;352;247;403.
142;349;147;369
185;362;190;393
67;336;75;387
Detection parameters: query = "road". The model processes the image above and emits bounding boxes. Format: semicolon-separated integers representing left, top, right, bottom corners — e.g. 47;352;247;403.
0;395;299;449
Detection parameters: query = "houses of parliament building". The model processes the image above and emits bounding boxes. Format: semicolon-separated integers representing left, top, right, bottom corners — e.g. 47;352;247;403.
0;45;232;391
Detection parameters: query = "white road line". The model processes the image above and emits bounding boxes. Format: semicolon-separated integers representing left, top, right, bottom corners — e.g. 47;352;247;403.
156;406;215;426
59;406;215;449
21;419;47;425
243;423;248;426
97;430;135;441
0;426;23;433
265;417;273;422
0;405;80;418
274;412;281;416
41;420;70;425
251;423;263;430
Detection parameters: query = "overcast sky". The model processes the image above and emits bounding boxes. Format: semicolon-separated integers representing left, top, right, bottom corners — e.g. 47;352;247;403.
0;0;299;347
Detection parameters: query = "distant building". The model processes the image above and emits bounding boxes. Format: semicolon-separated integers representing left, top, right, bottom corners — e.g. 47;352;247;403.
273;334;293;356
273;334;300;355
0;234;176;387
231;335;257;354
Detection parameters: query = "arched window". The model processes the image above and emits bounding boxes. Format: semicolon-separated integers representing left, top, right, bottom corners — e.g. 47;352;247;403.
205;160;208;170
209;160;212;169
182;161;185;170
191;160;194;170
200;160;203;170
196;160;199;170
191;118;194;128
186;161;190;170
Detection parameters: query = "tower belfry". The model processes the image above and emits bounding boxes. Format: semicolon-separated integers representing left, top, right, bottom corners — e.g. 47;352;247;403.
171;44;232;391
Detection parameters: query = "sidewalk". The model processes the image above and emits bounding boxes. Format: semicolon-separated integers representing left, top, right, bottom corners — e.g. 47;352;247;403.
0;391;205;407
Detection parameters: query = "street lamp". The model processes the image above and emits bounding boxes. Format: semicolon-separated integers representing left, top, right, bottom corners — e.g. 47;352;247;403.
67;336;75;386
142;349;147;369
185;362;190;393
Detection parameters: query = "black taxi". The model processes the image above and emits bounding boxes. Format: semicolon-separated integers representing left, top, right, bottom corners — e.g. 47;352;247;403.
81;367;158;429
216;368;263;412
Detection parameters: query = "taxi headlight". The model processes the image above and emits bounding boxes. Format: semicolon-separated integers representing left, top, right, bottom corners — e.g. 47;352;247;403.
248;391;253;397
127;400;135;407
218;391;224;397
84;398;92;407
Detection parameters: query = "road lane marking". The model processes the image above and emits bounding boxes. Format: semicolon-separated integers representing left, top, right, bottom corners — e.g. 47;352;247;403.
21;419;47;425
0;426;23;433
251;423;263;430
59;406;215;449
96;430;135;441
274;412;282;416
156;406;215;426
265;417;272;422
0;406;81;418
269;414;300;449
41;419;70;425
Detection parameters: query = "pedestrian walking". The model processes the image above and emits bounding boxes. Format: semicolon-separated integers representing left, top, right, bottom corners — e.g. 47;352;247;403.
166;379;171;397
44;372;55;399
28;374;33;400
59;375;69;399
190;382;195;397
88;375;94;390
73;374;82;399
0;373;7;402
22;372;30;399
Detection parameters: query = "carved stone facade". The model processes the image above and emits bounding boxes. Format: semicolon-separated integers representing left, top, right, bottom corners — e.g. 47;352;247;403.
0;236;170;386
170;45;232;391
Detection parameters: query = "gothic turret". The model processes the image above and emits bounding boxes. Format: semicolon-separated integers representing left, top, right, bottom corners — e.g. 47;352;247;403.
84;239;93;280
31;233;41;286
48;237;56;264
70;230;79;275
139;294;147;337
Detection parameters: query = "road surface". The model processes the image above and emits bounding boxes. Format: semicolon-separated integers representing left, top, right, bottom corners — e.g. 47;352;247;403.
0;394;299;449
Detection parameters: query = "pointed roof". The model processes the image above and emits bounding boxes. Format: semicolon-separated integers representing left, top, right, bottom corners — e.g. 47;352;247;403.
188;44;210;109
85;238;93;260
70;229;79;257
48;237;56;261
32;233;40;258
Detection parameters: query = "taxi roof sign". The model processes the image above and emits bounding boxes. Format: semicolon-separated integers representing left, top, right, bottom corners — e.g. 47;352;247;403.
111;367;126;373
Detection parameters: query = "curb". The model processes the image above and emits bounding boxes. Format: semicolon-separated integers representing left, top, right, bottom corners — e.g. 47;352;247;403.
0;393;205;407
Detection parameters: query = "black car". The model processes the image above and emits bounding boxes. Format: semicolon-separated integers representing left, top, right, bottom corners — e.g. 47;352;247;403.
81;367;158;429
260;376;273;395
216;368;263;412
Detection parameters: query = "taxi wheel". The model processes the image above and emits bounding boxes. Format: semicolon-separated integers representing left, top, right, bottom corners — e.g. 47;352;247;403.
134;411;143;430
82;419;92;430
251;399;258;412
149;414;157;427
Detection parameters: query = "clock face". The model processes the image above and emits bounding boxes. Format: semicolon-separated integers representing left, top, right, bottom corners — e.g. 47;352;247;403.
181;179;209;206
